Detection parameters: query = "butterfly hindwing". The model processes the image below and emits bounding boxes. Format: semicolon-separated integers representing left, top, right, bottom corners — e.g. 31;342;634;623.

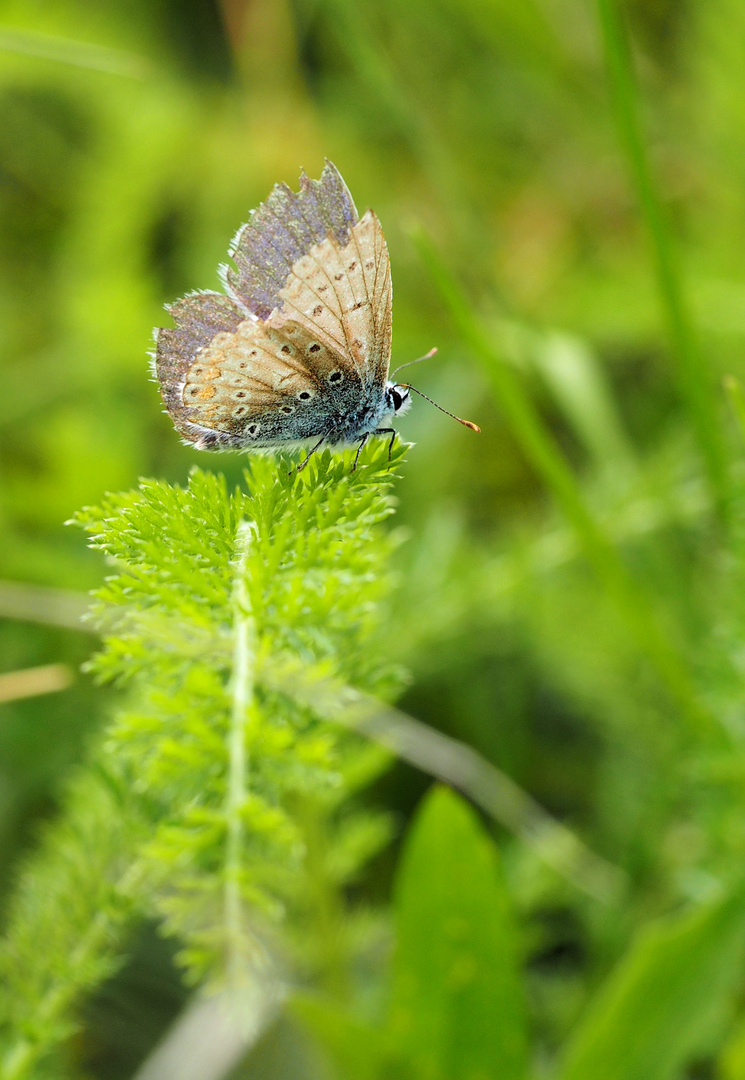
154;291;246;441
163;313;365;449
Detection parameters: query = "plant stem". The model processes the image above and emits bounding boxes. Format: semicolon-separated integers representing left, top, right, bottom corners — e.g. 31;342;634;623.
225;521;256;986
595;0;728;514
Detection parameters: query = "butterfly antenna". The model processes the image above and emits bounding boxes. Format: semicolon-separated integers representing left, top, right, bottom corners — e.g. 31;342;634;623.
398;384;480;431
391;347;438;379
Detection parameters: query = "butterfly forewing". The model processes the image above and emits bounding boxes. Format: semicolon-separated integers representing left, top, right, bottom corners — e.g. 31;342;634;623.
273;210;392;390
225;162;359;320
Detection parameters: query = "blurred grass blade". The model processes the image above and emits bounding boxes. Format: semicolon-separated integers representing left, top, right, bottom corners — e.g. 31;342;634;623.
558;885;745;1080
531;330;637;475
0;27;149;78
724;375;745;447
595;0;728;512
0;580;90;631
721;1015;745;1079
390;786;528;1080
315;0;475;243
412;225;716;738
0;664;73;704
133;982;284;1080
263;655;626;903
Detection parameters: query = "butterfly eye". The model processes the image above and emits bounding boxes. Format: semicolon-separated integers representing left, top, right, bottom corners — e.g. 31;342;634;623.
247;423;260;437
307;343;321;354
280;405;294;415
298;390;313;401
328;371;343;384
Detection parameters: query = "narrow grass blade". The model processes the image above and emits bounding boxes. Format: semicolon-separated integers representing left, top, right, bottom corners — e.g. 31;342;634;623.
262;653;626;903
412;226;717;738
724;375;745;448
595;0;728;513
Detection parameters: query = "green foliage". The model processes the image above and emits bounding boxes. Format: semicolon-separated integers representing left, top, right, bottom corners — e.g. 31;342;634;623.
297;785;528;1080
389;786;527;1080
558;883;745;1080
0;442;407;1073
0;770;145;1080
300;789;745;1080
7;0;745;1075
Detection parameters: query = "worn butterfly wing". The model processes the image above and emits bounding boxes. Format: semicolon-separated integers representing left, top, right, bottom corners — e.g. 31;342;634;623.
224;161;359;319
171;313;366;449
155;291;246;444
154;163;392;450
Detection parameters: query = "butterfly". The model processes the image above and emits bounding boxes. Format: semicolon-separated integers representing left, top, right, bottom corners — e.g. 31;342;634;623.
154;161;478;471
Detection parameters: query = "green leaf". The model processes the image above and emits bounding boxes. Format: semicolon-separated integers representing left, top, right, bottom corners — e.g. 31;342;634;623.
558;886;745;1080
390;785;528;1080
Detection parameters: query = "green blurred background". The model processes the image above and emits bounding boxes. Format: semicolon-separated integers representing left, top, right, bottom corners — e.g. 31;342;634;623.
4;0;745;1073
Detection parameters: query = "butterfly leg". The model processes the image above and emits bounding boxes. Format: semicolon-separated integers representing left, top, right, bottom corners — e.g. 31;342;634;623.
294;436;325;474
374;428;397;463
351;432;370;473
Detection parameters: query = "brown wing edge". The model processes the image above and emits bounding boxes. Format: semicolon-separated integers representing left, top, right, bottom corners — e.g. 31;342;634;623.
153;290;247;441
222;161;360;320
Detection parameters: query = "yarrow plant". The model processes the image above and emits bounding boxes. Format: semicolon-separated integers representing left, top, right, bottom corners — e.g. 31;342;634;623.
0;440;407;1076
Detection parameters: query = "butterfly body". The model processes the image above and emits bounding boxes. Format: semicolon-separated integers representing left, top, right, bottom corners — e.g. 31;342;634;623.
154;163;410;462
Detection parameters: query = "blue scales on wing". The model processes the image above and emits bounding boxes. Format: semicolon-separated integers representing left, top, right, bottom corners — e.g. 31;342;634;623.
223;161;360;319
